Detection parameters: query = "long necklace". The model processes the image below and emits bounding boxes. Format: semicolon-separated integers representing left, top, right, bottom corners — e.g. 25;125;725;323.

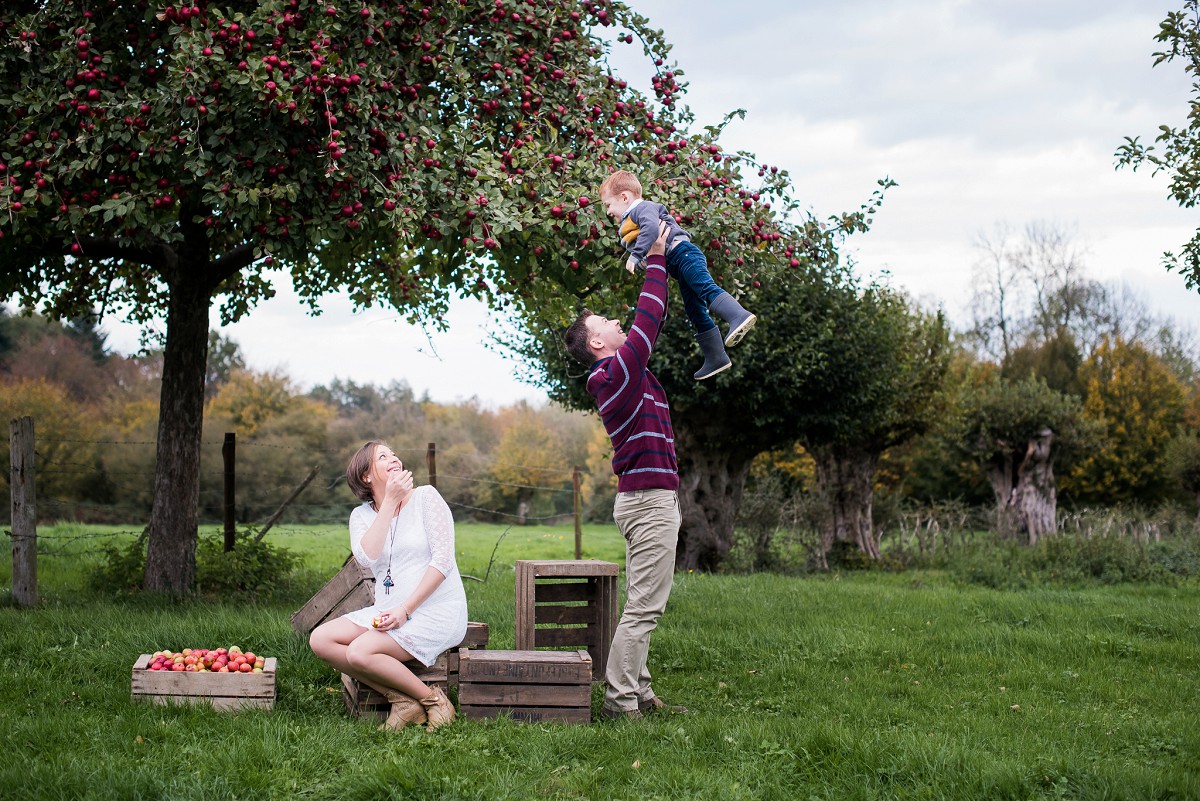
381;511;399;595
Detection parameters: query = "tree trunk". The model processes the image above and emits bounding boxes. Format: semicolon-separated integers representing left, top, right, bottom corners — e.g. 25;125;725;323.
810;445;880;565
143;271;211;594
1013;429;1056;545
986;428;1057;546
985;448;1019;538
673;425;753;571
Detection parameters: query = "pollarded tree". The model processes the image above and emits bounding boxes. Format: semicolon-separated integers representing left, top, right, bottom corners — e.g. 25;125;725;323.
955;375;1089;545
791;288;952;563
714;271;951;564
1117;0;1200;290
0;1;800;593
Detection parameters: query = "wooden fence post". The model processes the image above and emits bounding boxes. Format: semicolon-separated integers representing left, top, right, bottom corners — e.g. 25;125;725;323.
223;432;236;552
426;442;437;489
573;465;582;560
10;416;38;607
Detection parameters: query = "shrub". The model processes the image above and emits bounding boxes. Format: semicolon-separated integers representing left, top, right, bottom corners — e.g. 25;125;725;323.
194;530;301;598
91;530;300;598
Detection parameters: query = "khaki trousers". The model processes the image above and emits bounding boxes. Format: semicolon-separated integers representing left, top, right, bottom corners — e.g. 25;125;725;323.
603;488;681;713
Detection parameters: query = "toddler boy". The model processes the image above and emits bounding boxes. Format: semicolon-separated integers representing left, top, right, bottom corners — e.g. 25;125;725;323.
598;170;756;379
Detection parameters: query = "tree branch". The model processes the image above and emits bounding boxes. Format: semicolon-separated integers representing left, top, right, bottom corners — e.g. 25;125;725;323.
64;236;166;268
211;242;259;284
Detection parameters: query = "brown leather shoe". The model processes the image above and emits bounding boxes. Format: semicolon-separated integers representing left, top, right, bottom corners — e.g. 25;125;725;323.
381;689;428;730
600;706;644;721
638;696;688;715
418;687;456;731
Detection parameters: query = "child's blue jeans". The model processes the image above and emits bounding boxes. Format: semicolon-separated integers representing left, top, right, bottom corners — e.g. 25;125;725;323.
665;240;723;334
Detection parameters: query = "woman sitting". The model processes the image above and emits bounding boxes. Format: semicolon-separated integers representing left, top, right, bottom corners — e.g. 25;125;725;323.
310;441;468;730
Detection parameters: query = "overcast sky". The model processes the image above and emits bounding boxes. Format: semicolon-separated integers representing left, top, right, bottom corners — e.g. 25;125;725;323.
96;0;1200;405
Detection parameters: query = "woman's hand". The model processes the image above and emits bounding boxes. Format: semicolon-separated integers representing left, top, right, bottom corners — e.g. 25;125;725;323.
374;605;410;631
383;467;414;509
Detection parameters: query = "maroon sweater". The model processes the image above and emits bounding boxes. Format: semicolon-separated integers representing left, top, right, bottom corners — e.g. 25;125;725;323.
586;255;679;493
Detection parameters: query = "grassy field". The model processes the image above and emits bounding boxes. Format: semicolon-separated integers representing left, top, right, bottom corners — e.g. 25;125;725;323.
1;521;1198;800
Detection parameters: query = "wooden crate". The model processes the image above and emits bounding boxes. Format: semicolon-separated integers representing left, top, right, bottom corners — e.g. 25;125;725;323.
290;554;375;637
131;655;277;711
514;560;618;682
458;648;592;724
341;622;490;721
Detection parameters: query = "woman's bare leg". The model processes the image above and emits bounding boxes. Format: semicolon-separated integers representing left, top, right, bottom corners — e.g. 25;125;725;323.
344;630;432;700
310;618;429;698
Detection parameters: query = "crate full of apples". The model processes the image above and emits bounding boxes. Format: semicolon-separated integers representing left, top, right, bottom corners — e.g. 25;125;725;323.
131;646;276;711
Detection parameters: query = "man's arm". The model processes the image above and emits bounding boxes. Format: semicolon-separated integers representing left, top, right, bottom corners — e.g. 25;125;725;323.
615;222;671;373
589;224;671;412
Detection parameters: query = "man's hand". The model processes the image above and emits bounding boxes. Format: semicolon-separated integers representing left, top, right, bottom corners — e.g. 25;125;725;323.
647;221;670;256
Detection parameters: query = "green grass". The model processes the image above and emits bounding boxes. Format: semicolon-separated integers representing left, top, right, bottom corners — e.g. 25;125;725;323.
2;522;1198;800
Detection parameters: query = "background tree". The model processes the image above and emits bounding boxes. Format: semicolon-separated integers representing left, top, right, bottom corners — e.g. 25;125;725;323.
204;331;246;401
763;282;950;564
1164;432;1200;522
479;403;590;523
954;375;1088;545
1001;327;1084;398
1;0;806;593
1061;337;1187;506
0;378;105;510
965;220;1199;401
205;368;297;436
1117;0;1200;290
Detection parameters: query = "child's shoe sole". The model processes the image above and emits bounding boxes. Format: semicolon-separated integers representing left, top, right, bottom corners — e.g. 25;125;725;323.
694;361;732;381
724;314;757;347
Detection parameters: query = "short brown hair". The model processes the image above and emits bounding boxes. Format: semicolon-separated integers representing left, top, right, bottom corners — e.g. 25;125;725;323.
565;310;596;365
346;440;384;504
599;169;642;199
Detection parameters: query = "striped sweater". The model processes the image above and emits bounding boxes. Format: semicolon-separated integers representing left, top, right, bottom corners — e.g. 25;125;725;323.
586;255;679;493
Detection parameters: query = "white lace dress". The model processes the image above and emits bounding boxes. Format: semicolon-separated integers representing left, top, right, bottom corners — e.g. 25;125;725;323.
340;485;468;666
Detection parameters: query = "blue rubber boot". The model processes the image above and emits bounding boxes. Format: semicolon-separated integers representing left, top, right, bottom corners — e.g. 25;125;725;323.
694;326;731;380
709;292;757;347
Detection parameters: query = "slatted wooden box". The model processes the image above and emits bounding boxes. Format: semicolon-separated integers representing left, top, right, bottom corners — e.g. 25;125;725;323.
514;560;618;682
131;655;277;711
341;622;490;722
290;555;375;637
457;649;592;724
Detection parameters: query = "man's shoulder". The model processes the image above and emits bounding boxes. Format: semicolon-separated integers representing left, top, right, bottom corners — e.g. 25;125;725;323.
586;357;613;383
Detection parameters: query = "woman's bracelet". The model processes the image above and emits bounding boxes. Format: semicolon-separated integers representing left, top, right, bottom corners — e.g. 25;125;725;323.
400;605;412;621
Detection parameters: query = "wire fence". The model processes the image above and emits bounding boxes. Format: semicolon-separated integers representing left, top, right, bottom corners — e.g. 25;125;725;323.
4;423;599;584
9;434;584;521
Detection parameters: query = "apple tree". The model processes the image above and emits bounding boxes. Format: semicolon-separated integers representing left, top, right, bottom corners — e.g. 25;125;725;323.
1;0;800;593
1116;0;1200;291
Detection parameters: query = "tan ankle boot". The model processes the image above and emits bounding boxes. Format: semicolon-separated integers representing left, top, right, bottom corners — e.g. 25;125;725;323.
381;689;427;730
418;687;455;730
